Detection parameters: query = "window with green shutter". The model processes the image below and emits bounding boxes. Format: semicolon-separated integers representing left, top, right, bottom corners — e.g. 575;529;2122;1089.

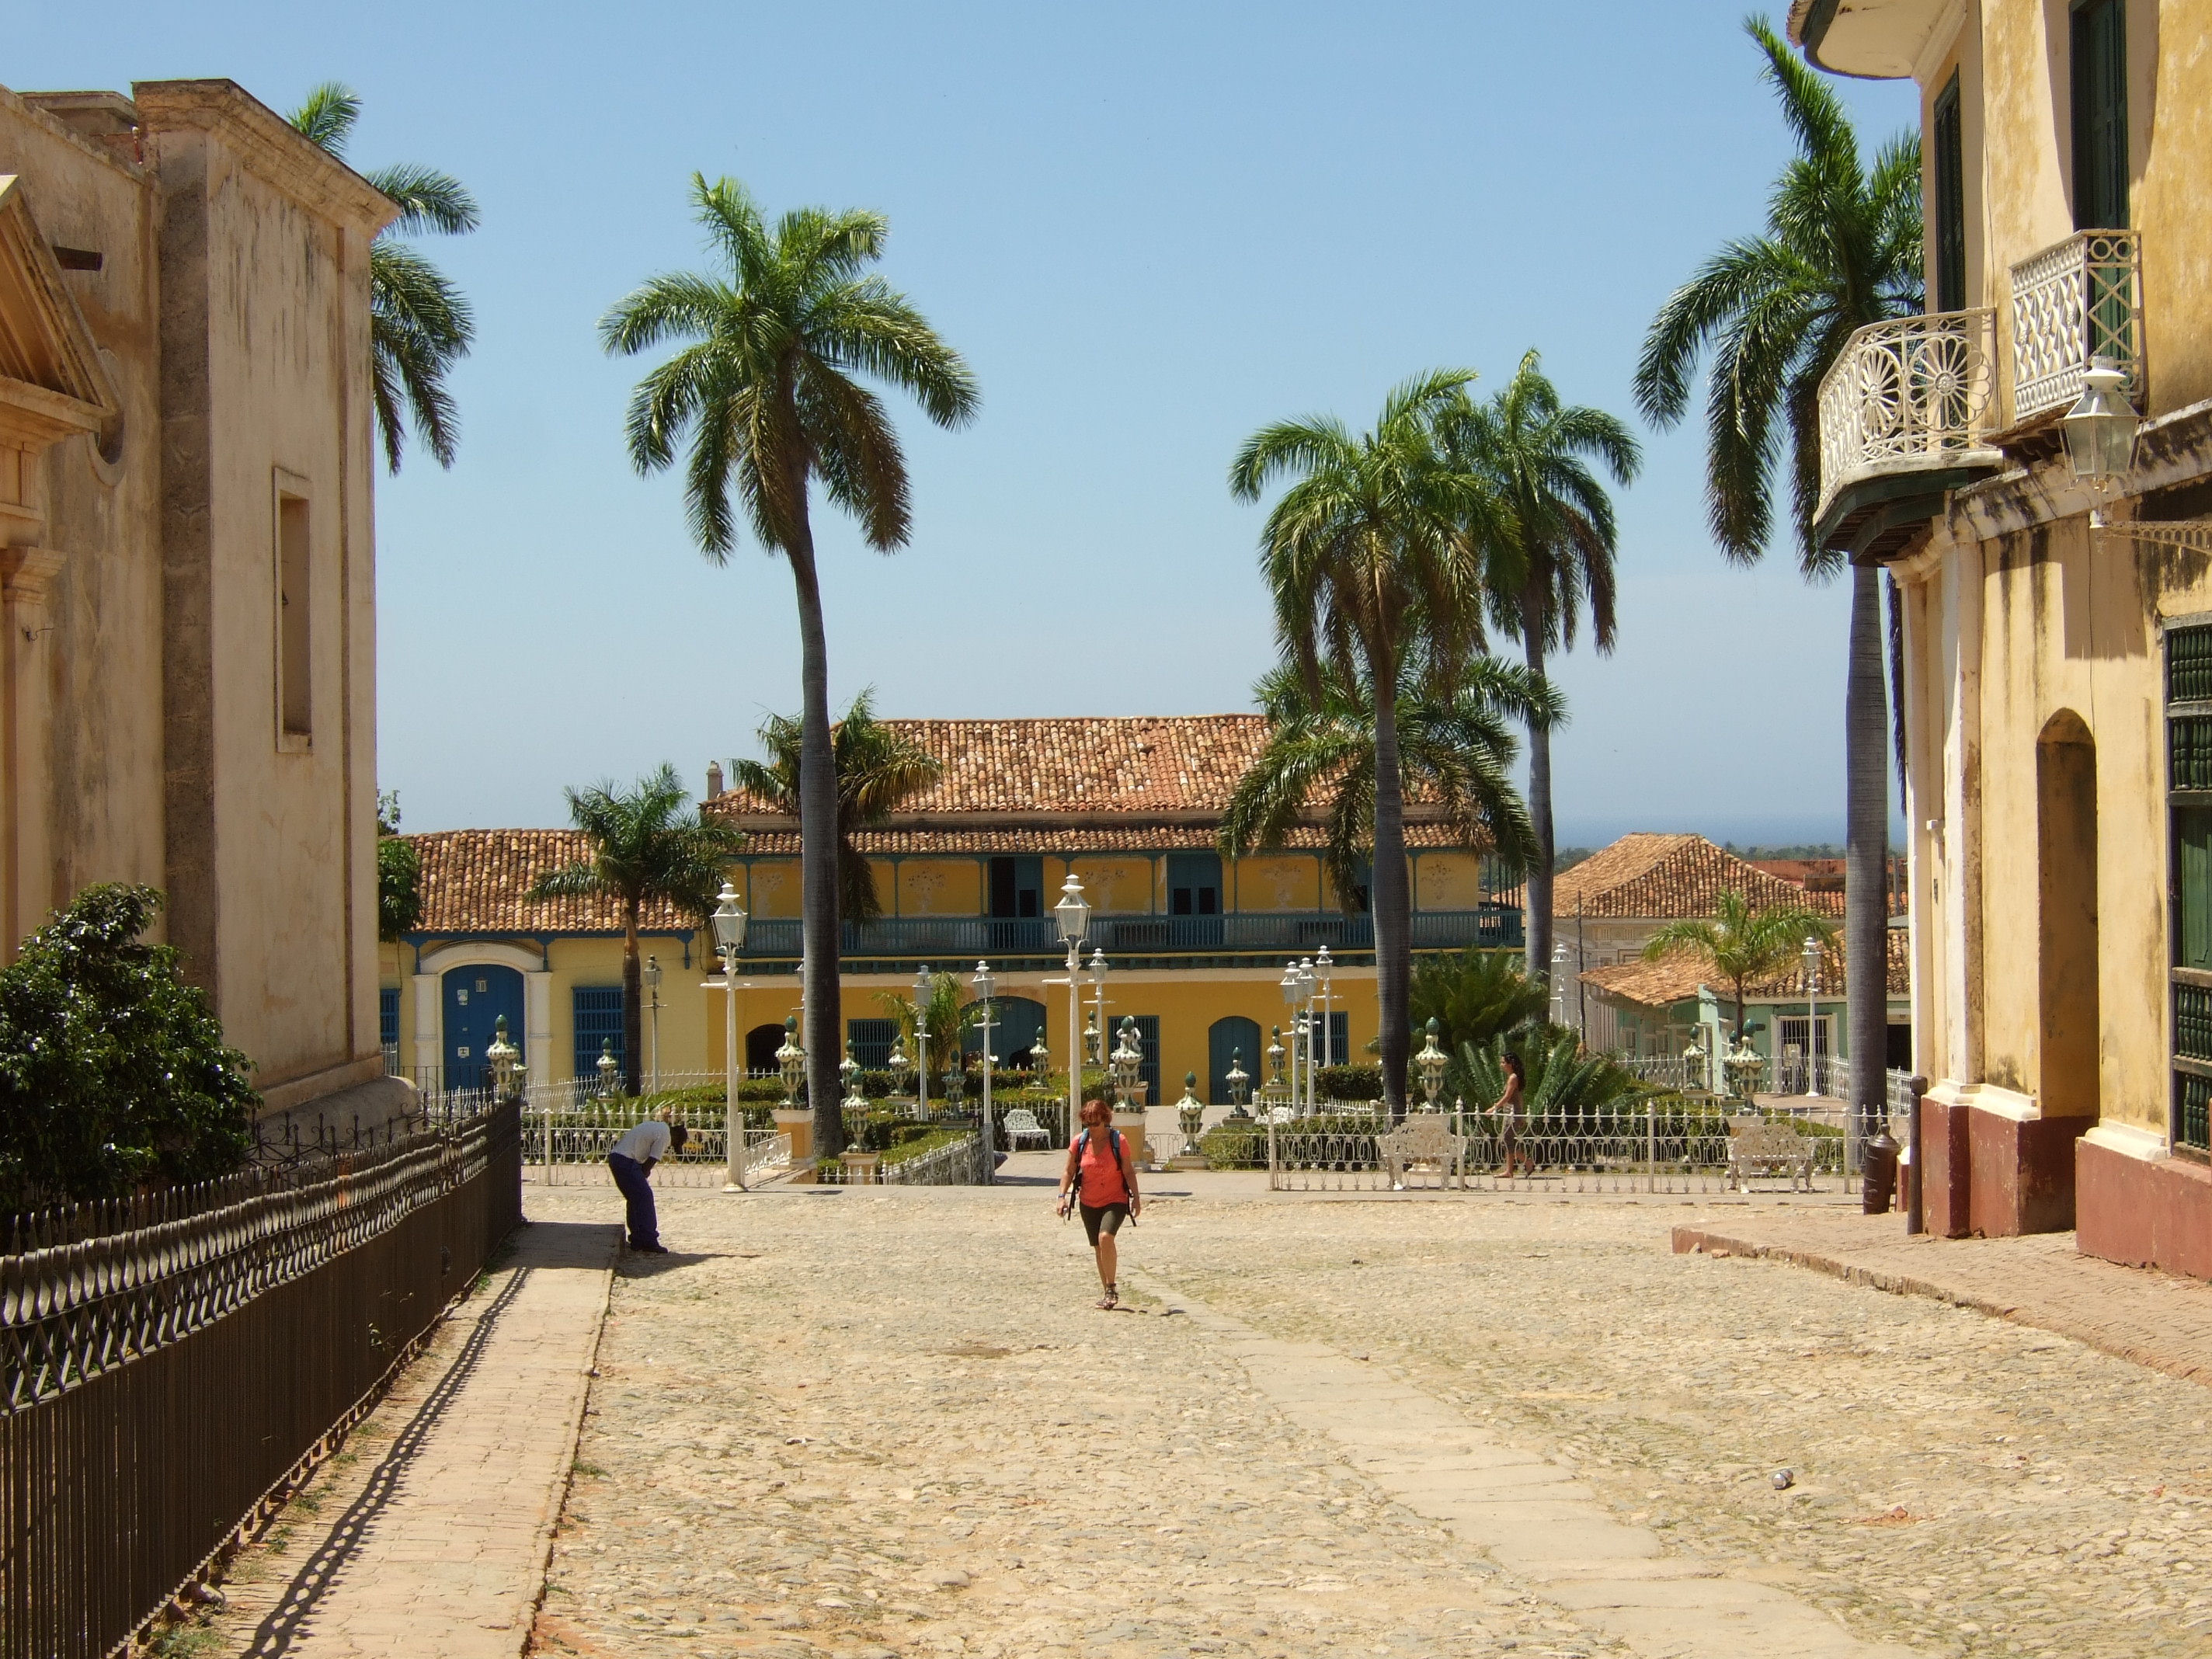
2071;0;2128;230
1932;72;1967;312
2169;624;2212;1154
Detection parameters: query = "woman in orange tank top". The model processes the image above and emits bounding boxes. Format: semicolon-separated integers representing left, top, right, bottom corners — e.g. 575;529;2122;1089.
1057;1098;1142;1309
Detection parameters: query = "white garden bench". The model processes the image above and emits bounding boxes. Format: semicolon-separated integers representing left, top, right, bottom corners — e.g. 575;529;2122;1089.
1379;1112;1467;1191
1000;1108;1050;1149
1728;1118;1814;1192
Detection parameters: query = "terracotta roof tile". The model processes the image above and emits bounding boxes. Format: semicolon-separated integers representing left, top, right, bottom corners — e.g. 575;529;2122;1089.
1546;833;1847;920
1581;927;1908;1008
406;830;697;935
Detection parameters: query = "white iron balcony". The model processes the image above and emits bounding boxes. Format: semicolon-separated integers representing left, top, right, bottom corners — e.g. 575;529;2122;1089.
1814;308;2002;562
2007;229;2143;429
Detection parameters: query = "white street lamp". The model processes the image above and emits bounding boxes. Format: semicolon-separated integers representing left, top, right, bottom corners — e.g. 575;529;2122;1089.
1551;941;1569;1026
972;959;997;1182
1087;949;1109;1072
1315;945;1335;1072
1279;961;1304;1114
711;881;750;1191
642;954;663;1097
1297;958;1319;1110
1052;875;1090;1142
1801;934;1823;1098
2062;356;2140;493
913;964;934;1119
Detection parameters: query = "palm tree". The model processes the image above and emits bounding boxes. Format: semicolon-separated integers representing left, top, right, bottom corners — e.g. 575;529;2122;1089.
1213;339;1520;1112
1640;887;1839;1042
602;177;979;1157
1438;354;1640;983
1452;1028;1648;1122
288;83;478;471
529;765;746;1097
1632;17;1920;1146
729;691;943;926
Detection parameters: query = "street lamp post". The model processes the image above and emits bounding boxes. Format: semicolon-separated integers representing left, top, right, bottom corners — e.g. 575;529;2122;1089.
1316;946;1334;1073
913;965;934;1120
1087;950;1109;1073
1551;941;1569;1028
1802;934;1823;1097
643;954;663;1096
711;882;749;1191
1279;961;1303;1116
972;960;996;1183
1052;875;1091;1141
1298;958;1319;1110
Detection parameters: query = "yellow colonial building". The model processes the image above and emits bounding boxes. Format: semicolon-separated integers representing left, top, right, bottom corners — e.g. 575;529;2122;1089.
385;717;1517;1104
1793;2;2212;1267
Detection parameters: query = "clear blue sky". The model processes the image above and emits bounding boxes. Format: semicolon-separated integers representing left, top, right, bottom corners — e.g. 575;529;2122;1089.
20;2;1917;847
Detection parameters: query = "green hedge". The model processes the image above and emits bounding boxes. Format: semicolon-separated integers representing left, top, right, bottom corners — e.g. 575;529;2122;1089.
1317;1064;1384;1101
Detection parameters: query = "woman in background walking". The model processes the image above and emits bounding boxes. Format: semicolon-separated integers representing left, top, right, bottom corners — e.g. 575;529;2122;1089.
1057;1098;1140;1309
1496;1052;1532;1180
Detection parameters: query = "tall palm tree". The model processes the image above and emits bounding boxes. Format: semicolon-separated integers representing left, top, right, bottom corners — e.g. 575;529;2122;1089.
289;83;479;471
1632;17;1920;1145
1438;354;1640;984
1640;887;1838;1039
729;690;944;925
602;178;978;1156
530;765;746;1097
1216;357;1516;1112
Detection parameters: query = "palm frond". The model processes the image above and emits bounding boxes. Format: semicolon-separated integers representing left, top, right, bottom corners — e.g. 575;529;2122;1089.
287;82;360;155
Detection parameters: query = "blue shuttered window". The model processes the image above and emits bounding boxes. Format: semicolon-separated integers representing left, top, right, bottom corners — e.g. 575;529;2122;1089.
573;986;624;1080
379;986;399;1051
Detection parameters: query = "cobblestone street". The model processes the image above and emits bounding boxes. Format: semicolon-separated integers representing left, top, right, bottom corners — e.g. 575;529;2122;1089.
520;1182;2212;1659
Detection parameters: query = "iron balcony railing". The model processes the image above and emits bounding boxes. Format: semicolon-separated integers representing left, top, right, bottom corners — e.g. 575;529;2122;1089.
2009;228;2142;424
1815;308;1999;525
732;905;1523;960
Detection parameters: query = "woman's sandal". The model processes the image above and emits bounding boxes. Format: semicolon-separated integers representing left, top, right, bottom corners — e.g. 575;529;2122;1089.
1097;1286;1118;1310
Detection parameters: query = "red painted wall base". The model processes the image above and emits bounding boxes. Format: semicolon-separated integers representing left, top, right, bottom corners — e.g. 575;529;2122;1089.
2077;1139;2212;1281
1918;1097;2091;1236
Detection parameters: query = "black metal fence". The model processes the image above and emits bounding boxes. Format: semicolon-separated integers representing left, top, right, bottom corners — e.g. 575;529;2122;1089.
0;1101;521;1659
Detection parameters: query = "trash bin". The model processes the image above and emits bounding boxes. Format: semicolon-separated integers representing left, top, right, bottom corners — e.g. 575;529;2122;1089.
1862;1129;1900;1214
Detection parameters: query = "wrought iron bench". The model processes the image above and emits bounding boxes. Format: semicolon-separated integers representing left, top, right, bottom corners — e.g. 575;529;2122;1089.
1000;1108;1051;1149
1379;1112;1467;1191
1728;1118;1814;1192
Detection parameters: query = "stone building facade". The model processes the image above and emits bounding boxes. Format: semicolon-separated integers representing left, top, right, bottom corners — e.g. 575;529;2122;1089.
0;79;397;1123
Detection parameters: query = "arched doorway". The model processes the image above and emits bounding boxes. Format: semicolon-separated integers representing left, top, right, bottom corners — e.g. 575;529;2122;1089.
443;963;523;1091
2038;710;2099;1118
1209;1015;1262;1105
746;1023;788;1076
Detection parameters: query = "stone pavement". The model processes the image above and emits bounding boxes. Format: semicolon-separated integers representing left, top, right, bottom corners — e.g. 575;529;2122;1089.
1671;1209;2212;1386
520;1184;2212;1659
203;1219;619;1657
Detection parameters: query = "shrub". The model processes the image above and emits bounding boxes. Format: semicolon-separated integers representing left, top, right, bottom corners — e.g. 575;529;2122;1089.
1316;1064;1383;1101
0;885;259;1209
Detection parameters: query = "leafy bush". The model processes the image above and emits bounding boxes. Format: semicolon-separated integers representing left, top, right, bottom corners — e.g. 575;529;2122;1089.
0;885;259;1209
1316;1064;1383;1101
377;835;421;941
1407;948;1550;1052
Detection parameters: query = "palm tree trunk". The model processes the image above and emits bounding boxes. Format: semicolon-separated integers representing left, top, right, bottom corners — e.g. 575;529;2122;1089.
623;900;643;1097
1845;562;1889;1154
1371;649;1412;1121
1519;591;1556;992
787;503;847;1160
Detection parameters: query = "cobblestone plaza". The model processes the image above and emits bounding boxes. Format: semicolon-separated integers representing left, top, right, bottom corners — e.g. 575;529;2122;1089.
483;1178;2212;1659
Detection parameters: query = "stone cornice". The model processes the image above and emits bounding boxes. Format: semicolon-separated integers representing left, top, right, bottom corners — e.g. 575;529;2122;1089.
130;80;396;237
709;805;1462;835
0;546;64;600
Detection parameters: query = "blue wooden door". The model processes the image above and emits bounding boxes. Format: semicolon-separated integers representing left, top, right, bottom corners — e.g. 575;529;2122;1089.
443;964;523;1090
1209;1016;1261;1105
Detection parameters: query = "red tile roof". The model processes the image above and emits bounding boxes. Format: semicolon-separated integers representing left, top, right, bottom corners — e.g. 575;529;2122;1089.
1544;833;1846;920
1581;927;1908;1008
406;830;698;935
708;714;1490;854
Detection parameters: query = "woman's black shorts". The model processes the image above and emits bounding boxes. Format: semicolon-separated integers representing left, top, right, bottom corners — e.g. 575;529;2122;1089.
1079;1202;1129;1247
